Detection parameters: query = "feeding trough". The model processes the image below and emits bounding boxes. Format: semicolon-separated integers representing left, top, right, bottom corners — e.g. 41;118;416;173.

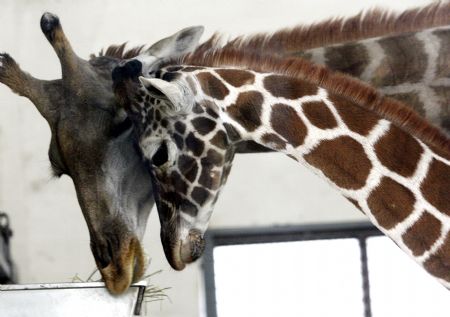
0;281;147;317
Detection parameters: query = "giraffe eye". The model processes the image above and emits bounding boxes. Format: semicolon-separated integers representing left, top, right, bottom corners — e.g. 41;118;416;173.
152;142;169;167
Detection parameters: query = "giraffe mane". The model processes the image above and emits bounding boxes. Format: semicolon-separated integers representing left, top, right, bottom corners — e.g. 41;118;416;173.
197;1;450;54
91;2;450;61
167;47;450;155
91;43;146;60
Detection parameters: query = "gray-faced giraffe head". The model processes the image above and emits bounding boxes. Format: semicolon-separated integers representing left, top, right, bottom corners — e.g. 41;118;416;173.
112;64;238;270
0;12;204;292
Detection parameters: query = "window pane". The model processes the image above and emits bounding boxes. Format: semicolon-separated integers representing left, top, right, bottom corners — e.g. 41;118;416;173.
367;236;450;317
213;238;364;317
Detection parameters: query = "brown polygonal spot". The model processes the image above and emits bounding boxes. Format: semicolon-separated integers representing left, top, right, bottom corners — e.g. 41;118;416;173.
331;94;379;136
180;199;199;217
227;91;264;132
423;233;450;282
191;117;217;135
374;126;423;177
199;166;221;190
155;109;161;121
170;171;189;195
202;149;223;166
261;133;287;150
304;136;371;189
178;155;198;183
263;75;317;99
302;101;338;130
367;177;416;229
186;132;205;156
173;133;184;150
193;103;204;114
324;42;370;78
183;66;205;72
210;130;229;149
175;122;186;135
223;123;241;141
197;72;229;100
374;34;427;86
192;186;211;205
215;69;255;87
162;72;181;82
402;211;442;256
271;103;307;147
421;159;450;216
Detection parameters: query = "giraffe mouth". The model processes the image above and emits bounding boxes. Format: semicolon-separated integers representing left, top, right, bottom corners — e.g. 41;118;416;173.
98;237;147;294
166;230;206;271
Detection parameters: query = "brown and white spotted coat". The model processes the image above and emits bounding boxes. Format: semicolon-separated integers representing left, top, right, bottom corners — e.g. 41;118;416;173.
113;47;450;286
191;2;450;136
294;25;450;135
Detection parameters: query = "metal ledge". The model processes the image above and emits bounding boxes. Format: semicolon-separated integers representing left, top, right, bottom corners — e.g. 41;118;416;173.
0;281;147;317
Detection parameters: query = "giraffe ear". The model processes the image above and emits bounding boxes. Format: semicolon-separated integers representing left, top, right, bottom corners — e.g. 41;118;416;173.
139;76;192;113
146;26;204;58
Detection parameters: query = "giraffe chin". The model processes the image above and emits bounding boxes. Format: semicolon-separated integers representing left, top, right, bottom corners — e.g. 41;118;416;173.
99;237;146;294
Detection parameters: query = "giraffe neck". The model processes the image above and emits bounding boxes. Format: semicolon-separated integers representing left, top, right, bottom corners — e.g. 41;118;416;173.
183;67;450;287
295;25;450;135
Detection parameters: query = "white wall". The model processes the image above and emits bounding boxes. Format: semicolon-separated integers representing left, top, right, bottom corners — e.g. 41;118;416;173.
0;0;434;316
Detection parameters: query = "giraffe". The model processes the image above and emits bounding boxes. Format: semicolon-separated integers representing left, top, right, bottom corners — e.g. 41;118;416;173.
0;12;204;294
196;1;450;136
126;2;450;154
112;45;450;288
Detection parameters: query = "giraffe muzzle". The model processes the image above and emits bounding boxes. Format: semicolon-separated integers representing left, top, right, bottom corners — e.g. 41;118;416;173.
96;236;147;294
161;228;206;271
180;229;205;264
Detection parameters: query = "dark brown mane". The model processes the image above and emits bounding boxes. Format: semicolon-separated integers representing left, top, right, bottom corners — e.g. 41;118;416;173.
200;1;450;54
93;43;146;60
173;47;450;155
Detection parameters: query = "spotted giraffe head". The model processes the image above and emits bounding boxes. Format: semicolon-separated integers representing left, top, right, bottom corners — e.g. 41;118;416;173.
113;64;237;270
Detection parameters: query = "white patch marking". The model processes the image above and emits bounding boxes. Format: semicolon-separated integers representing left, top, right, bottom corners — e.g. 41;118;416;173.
360;40;385;83
308;47;326;66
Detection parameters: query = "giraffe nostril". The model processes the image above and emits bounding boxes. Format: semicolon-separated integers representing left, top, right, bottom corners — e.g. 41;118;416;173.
190;236;205;261
180;229;205;263
91;240;112;269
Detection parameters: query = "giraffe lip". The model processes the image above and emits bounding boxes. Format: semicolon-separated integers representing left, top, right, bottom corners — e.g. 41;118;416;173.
98;237;147;294
168;230;205;270
170;240;187;271
166;233;205;271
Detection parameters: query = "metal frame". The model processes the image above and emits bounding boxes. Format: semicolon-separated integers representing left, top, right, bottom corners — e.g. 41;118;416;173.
202;222;383;317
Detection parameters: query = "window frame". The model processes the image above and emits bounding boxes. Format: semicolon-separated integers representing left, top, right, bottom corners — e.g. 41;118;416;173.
202;222;383;317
